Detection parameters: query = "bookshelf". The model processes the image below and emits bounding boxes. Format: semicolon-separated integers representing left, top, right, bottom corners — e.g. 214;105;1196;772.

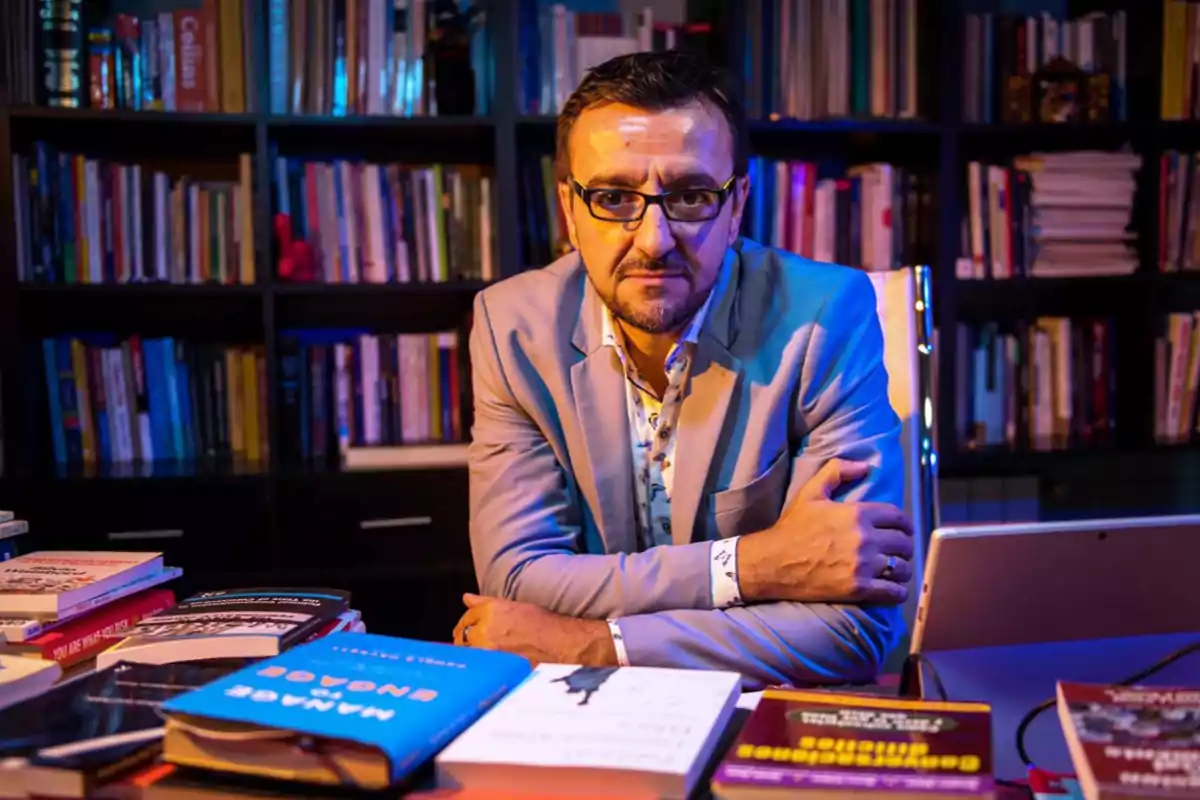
3;0;1200;640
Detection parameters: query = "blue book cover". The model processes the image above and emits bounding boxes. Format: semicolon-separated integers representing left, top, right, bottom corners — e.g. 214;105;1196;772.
161;633;532;786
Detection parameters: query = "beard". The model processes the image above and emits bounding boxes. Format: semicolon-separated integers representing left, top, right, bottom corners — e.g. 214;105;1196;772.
594;256;711;334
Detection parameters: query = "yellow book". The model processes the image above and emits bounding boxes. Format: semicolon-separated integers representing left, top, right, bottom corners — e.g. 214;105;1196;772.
238;153;255;285
1163;0;1188;120
241;349;260;463
70;339;95;468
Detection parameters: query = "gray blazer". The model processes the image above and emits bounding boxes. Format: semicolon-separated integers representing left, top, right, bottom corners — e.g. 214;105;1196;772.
466;237;905;689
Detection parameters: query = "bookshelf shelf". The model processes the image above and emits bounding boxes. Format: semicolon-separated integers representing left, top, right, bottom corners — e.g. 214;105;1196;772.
264;114;494;131
273;280;485;329
6;106;260;128
270;280;490;295
749;117;940;134
952;274;1148;318
17;282;265;336
2;458;270;484
940;444;1200;479
18;283;266;296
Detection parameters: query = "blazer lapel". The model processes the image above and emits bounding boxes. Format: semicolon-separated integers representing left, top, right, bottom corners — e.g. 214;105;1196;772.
671;249;744;546
569;280;639;555
670;339;741;546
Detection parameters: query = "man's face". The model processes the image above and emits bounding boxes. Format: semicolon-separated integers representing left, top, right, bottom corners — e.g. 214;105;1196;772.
558;100;748;334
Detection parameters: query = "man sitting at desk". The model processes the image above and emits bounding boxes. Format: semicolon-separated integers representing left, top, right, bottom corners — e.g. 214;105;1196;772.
453;51;915;689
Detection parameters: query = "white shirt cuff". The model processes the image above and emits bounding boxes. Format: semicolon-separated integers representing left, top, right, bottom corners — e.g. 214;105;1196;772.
710;536;744;609
606;619;630;666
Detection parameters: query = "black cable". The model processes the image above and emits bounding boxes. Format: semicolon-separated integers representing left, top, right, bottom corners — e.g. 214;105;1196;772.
902;652;949;701
1014;639;1200;769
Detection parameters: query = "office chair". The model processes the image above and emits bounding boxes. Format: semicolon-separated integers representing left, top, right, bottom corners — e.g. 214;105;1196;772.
866;265;939;673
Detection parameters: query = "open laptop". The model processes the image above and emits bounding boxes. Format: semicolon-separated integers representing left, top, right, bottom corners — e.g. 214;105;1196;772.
909;514;1200;781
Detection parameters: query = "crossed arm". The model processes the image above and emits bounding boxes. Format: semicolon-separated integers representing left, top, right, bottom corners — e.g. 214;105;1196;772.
465;276;906;689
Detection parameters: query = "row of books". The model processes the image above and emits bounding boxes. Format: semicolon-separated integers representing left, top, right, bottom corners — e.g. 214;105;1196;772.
4;0;493;117
962;10;1128;125
278;330;466;466
518;1;697;116
1155;310;1200;444
14;144;256;286
952;318;1116;453
744;0;922;122
40;336;269;469
273;157;496;284
0;547;1181;800
1161;151;1200;273
269;0;492;117
7;0;258;112
1162;0;1200;121
956;150;1141;280
742;158;933;271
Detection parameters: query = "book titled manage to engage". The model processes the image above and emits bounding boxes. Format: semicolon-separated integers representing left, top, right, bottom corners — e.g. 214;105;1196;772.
158;632;533;791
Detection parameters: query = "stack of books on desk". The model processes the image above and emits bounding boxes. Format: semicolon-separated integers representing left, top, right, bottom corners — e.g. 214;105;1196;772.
0;550;181;691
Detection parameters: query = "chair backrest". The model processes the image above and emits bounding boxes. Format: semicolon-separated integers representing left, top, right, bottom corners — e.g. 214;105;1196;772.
865;266;939;664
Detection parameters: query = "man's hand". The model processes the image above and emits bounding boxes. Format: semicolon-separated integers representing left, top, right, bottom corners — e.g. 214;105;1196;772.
452;594;619;666
737;459;915;606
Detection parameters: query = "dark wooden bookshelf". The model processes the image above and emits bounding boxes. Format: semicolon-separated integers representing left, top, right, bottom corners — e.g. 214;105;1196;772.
3;0;1199;635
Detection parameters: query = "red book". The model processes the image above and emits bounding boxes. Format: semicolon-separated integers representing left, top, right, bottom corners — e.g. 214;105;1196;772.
174;11;206;111
3;588;175;668
1057;681;1200;800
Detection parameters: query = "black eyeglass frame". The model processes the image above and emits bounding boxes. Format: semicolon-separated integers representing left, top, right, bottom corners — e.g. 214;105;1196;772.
568;174;739;223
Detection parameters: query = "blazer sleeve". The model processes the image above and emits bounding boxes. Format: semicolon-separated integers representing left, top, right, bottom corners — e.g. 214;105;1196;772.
612;270;907;689
467;292;718;620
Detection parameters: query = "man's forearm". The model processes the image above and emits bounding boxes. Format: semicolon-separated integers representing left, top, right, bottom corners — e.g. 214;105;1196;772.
610;600;904;690
479;534;719;620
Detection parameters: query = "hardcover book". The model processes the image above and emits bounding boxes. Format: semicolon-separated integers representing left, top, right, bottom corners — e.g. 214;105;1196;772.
1057;680;1200;800
711;689;995;799
159;632;533;790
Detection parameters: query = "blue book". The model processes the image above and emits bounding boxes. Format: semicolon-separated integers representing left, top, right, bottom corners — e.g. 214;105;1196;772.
160;633;532;790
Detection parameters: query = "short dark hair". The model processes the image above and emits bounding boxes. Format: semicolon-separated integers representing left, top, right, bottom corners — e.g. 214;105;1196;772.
554;50;748;182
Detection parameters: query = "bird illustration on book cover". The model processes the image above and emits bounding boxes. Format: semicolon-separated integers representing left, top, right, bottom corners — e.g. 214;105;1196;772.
551;666;618;706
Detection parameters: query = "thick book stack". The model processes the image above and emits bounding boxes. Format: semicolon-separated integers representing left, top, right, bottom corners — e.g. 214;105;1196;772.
958;151;1141;280
1154;310;1200;445
953;318;1116;453
40;336;269;470
277;329;465;467
742;158;933;271
271;156;495;283
4;0;258;112
0;550;182;687
744;0;923;121
267;0;492;117
962;9;1128;125
1159;151;1200;273
13;143;256;286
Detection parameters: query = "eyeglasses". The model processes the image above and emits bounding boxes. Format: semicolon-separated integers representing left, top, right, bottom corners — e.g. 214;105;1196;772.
568;175;738;223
